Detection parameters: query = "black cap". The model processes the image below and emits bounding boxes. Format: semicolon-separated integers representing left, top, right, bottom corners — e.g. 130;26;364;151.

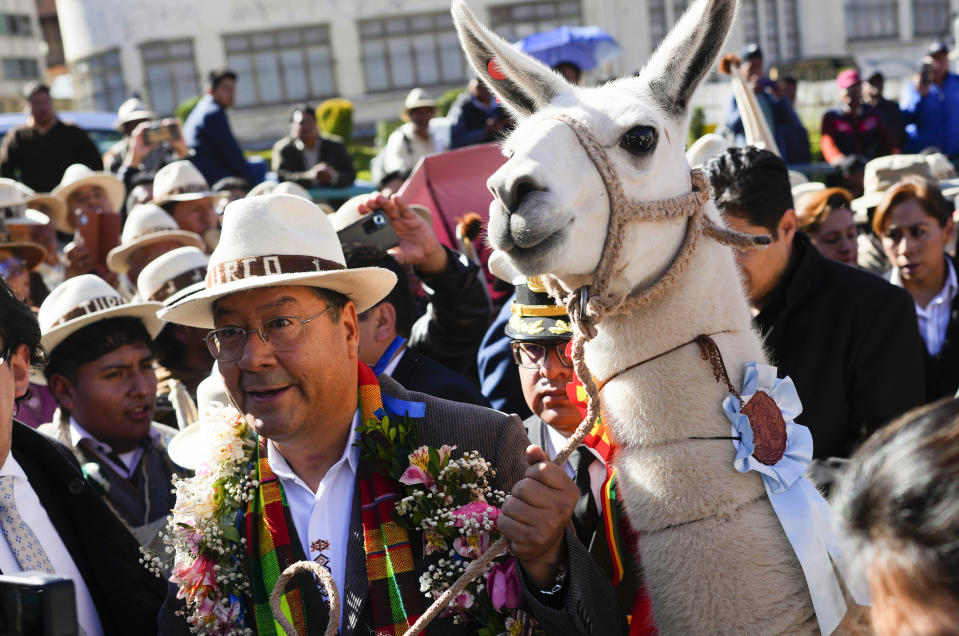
927;40;950;56
504;278;572;342
742;43;762;60
866;71;884;85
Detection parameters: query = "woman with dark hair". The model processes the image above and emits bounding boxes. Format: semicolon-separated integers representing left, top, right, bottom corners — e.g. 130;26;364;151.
795;186;858;267
874;175;958;399
833;398;959;636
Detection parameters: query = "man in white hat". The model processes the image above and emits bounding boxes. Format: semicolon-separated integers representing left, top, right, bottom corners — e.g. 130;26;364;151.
376;87;445;183
106;203;205;296
157;194;625;635
0;276;166;635
0;214;46;306
0;82;102;193
36;275;185;550
152;160;221;252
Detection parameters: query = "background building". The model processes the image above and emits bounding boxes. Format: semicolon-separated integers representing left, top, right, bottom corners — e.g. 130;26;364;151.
0;0;44;112
53;0;959;145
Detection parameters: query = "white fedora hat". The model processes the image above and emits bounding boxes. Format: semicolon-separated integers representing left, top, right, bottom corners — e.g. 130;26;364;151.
0;216;45;270
152;161;219;205
113;97;156;131
137;246;208;306
0;178;28;218
402;87;436;118
685;133;730;168
160;193;398;328
38;274;165;354
51;164;125;214
245;180;313;202
851;155;934;221
13;182;69;233
106;204;205;274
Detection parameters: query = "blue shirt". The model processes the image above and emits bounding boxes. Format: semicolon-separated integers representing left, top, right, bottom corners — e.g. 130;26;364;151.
900;73;959;155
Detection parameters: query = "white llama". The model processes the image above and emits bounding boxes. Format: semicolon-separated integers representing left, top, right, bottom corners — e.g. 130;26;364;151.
452;0;866;633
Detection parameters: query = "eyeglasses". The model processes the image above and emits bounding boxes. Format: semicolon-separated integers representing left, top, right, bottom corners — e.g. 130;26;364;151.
0;257;25;279
510;341;573;370
204;307;333;362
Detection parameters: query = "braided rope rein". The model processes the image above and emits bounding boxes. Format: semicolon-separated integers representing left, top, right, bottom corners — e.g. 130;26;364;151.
404;115;770;636
270;560;341;636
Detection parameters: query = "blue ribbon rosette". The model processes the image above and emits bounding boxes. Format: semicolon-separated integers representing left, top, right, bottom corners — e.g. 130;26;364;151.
723;363;869;635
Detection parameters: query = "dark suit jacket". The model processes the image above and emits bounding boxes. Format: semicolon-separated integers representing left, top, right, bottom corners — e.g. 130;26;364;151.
183;94;253;185
524;415;639;616
391;348;490;408
754;233;926;459
10;421;166;635
271;134;356;188
159;374;627;635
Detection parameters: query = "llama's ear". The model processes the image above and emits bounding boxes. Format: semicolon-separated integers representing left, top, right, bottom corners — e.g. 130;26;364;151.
452;0;568;117
640;0;736;117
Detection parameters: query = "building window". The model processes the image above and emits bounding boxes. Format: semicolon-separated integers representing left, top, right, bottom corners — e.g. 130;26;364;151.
845;0;898;40
2;58;39;80
741;0;761;47
224;25;335;108
781;0;800;62
141;40;199;117
359;13;467;93
40;15;64;67
72;49;125;112
488;1;582;41
648;0;668;47
912;0;951;36
0;14;32;37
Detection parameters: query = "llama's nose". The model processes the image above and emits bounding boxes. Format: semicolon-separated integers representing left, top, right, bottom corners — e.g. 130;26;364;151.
493;176;545;214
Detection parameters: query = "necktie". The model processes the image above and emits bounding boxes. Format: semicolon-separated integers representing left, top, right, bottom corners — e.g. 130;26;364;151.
0;474;55;573
568;446;600;546
0;475;87;636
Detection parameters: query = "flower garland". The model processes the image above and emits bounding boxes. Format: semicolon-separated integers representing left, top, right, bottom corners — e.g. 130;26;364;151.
143;405;260;635
357;414;543;636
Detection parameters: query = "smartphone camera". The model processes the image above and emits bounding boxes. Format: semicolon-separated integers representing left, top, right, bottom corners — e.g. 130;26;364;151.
364;213;389;234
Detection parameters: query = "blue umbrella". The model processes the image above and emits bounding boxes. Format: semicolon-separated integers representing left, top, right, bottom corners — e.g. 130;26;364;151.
515;25;622;71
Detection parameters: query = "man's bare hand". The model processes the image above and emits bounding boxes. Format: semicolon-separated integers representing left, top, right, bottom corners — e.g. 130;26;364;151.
498;445;578;588
312;162;336;185
356;193;447;274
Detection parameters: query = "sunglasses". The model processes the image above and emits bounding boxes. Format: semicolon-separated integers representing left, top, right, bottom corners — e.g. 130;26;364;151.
510;341;573;370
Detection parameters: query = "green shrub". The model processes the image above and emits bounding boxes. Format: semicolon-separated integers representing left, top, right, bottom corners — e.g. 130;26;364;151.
175;95;202;124
436;88;464;117
317;98;354;142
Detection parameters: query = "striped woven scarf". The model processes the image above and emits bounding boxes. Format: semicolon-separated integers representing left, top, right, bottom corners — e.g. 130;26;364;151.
244;362;424;635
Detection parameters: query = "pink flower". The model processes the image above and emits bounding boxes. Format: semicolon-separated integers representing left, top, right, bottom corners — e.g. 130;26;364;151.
452;501;500;528
436;588;475;617
487;558;523;611
453;531;491;559
399;464;434;490
423;529;447;555
172;552;218;603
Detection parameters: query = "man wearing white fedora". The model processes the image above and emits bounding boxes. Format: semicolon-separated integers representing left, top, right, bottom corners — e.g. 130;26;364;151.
106;203;205;298
375;87;446;183
36;275;186;550
152;160;222;253
157;193;625;635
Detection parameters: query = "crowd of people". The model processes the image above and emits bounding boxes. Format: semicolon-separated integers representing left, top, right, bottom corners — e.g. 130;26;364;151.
0;35;954;634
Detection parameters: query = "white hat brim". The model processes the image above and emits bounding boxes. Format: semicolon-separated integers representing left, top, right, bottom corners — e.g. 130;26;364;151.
154;191;222;205
166;421;215;470
106;230;206;274
159;267;398;329
51;174;126;217
113;110;156;131
42;301;166;355
26;196;69;233
161;280;206;307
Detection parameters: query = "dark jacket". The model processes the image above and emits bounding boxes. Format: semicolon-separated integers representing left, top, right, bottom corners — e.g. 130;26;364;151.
183;94;253;185
0;120;102;192
477;296;534;419
158;374;628;635
409;247;492;381
820;104;898;164
524;415;639;616
271;133;356;188
9;421;166;635
448;92;507;149
391;348;490;408
871;96;907;150
754;233;926;459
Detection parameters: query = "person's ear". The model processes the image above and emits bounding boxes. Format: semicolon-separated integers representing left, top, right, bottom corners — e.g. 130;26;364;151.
9;345;30;400
373;303;397;342
341;302;360;360
779;208;797;243
944;215;955;245
48;374;78;411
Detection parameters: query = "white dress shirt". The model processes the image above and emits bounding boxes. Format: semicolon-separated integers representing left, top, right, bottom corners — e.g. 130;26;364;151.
294;138;320;171
69;418;161;480
891;257;958;356
381;346;405;377
543;423;607;508
267;411;360;629
0;454;104;636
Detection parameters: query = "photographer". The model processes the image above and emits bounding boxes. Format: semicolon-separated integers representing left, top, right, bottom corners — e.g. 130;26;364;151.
900;41;959;156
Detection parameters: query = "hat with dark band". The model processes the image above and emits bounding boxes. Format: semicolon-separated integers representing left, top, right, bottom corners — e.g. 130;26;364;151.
504;276;572;342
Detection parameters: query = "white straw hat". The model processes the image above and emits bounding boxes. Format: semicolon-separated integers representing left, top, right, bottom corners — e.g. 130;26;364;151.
113;97;156;131
402;88;436;118
13;182;69;233
159;193;398;328
51;164;125;215
106;203;205;274
38;274;165;354
152;161;219;205
330;194;431;231
246;181;312;201
851;155;934;221
136;246;209;306
685;133;730;168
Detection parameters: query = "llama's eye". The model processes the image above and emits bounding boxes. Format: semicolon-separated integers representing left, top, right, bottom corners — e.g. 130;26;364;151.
620;126;656;155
